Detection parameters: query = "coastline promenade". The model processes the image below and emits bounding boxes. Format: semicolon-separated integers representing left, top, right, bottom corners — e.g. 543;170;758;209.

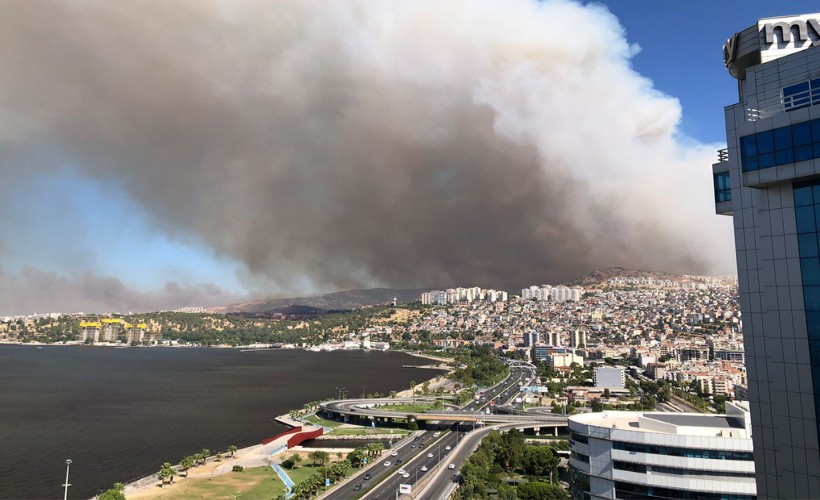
124;416;320;498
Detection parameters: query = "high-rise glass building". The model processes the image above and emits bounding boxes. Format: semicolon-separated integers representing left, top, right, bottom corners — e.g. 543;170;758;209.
717;12;820;497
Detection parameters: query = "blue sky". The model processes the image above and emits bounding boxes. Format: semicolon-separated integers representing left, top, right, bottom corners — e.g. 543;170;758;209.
594;1;820;143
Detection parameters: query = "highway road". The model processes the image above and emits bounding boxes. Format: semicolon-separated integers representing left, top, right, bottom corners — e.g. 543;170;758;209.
358;430;461;499
320;360;549;499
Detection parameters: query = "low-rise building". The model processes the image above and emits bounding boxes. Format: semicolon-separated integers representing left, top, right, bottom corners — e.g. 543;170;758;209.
569;402;755;499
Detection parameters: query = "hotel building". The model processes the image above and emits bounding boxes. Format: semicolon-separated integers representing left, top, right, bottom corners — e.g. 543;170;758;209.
568;403;756;499
716;12;820;497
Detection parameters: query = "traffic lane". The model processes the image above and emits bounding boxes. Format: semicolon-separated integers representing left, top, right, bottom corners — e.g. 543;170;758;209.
421;425;513;499
323;433;430;500
366;432;458;499
363;432;459;499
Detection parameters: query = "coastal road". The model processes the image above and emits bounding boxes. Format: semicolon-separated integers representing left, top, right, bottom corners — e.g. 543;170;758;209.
323;430;447;500
356;430;460;500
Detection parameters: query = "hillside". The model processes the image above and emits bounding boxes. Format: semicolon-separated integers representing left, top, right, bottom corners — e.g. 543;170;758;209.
208;287;436;314
563;267;701;286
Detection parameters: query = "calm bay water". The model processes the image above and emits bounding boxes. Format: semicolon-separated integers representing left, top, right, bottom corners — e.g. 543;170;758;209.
0;345;441;499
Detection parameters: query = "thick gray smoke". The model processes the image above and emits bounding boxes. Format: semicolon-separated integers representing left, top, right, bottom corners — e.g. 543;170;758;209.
0;268;244;315
0;0;734;312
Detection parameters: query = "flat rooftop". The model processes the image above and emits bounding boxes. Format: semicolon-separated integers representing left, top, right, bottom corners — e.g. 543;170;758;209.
570;409;750;437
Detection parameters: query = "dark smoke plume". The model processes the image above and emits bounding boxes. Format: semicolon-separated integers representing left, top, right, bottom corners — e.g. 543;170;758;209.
0;0;734;312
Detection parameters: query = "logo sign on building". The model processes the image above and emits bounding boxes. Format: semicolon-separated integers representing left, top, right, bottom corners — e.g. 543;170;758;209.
399;484;412;494
758;14;820;64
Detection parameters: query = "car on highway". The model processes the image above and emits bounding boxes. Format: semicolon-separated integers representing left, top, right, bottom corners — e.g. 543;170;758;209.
445;445;451;451
449;463;456;469
433;432;441;437
419;443;426;448
427;453;434;458
410;444;417;448
363;473;372;480
383;461;391;466
396;459;403;465
402;472;410;478
397;469;406;475
421;466;428;472
390;451;398;456
353;484;362;491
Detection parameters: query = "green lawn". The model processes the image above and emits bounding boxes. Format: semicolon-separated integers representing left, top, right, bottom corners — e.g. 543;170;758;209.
331;427;410;436
285;464;324;486
131;466;284;499
373;403;433;413
304;414;343;428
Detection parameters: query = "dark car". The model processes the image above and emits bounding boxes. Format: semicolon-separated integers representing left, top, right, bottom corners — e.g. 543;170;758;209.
363;473;372;480
396;459;403;465
353;483;363;491
419;443;426;448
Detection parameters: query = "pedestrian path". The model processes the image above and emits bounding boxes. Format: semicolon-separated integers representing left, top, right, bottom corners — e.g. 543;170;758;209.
271;463;296;499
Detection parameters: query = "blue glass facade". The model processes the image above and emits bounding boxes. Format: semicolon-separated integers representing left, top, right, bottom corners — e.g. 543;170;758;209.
740;118;820;172
714;171;731;202
794;181;820;450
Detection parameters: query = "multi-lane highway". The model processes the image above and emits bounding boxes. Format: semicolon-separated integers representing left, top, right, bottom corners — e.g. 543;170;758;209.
320;360;556;499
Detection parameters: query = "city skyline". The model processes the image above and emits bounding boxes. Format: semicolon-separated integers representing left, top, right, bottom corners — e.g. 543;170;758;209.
2;1;813;316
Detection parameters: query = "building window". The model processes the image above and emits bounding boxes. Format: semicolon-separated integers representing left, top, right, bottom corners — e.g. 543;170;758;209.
571;451;590;463
714;171;731;203
783;78;820;112
614;481;754;500
739;116;820;172
612;441;753;460
793;182;820;453
614;461;646;473
569;431;588;444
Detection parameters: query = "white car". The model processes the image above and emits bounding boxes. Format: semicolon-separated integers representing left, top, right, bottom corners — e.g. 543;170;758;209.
445;446;452;451
384;461;391;466
427;453;434;458
390;451;398;456
421;466;428;472
448;463;456;469
402;473;410;478
397;469;407;475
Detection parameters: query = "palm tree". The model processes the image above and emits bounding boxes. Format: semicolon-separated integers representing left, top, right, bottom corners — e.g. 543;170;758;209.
158;462;176;486
228;445;238;458
410;380;417;404
180;456;194;476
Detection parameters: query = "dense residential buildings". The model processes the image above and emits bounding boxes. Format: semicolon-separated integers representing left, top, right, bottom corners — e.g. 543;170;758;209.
521;284;584;302
568;402;756;499
716;11;820;496
420;287;508;305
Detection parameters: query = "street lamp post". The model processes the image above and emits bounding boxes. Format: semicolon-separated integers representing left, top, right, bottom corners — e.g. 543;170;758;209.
62;459;72;500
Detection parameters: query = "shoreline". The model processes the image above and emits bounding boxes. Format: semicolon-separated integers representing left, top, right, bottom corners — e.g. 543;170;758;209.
119;354;452;499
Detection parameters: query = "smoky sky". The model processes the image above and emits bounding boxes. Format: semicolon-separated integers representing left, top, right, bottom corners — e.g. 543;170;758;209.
0;0;734;314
